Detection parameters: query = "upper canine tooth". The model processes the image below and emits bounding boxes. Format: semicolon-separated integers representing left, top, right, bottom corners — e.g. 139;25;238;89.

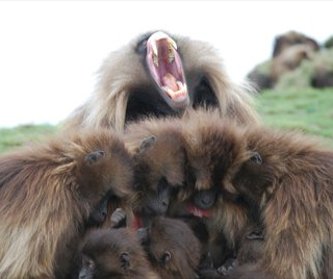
152;42;158;56
168;38;178;50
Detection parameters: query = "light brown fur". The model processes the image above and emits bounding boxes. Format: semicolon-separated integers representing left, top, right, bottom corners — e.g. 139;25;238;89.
272;30;319;58
62;31;259;132
0;129;134;279
271;44;314;82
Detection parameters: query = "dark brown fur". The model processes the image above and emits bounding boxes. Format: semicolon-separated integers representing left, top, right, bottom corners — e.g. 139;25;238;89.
124;117;187;227
141;217;201;279
181;111;333;279
62;31;259;132
125;111;254;269
78;228;159;279
226;126;333;279
173;110;252;268
0;129;134;279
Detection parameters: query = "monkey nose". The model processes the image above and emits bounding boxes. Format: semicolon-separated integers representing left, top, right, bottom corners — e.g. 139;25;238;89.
202;195;211;205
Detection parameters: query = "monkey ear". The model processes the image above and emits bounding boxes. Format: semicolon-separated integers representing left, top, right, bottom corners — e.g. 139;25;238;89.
120;252;130;270
85;150;105;165
138;136;156;153
250;151;262;165
161;251;172;264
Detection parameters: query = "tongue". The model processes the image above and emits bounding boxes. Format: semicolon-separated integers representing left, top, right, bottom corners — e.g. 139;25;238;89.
186;203;211;218
132;212;143;230
163;73;179;91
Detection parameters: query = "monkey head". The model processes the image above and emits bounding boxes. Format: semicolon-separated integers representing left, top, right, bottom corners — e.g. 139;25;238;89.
72;129;134;226
125;119;188;227
171;110;248;221
79;228;154;279
63;31;259;132
228;127;324;210
138;217;201;279
126;30;227;122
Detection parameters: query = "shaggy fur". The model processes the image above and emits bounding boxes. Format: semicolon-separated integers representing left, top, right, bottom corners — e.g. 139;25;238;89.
78;228;160;279
62;31;259;132
0;129;134;279
141;217;201;279
180;110;333;279
178;110;253;267
124;117;188;226
225;126;333;279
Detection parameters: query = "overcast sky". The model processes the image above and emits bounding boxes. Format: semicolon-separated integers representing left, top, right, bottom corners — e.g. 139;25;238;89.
0;0;332;127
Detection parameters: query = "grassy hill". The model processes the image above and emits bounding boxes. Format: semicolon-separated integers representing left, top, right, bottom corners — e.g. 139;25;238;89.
256;88;333;147
0;88;332;153
0;124;56;153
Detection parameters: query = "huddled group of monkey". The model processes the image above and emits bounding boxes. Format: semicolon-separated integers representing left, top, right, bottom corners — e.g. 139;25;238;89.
0;31;332;279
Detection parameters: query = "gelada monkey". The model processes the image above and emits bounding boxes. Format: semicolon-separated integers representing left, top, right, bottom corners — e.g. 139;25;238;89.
63;31;259;132
0;129;134;279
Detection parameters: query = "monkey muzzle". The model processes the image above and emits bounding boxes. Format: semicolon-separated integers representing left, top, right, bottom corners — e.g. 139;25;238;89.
185;202;211;218
146;31;189;110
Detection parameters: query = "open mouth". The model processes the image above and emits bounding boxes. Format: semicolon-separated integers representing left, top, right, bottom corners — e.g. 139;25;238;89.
186;202;211;218
146;31;189;109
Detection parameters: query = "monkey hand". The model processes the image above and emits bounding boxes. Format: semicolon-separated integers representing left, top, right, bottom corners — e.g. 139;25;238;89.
217;258;238;276
110;208;127;228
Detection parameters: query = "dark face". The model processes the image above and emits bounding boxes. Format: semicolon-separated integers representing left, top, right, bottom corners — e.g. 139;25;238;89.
192;189;218;210
175;125;245;220
138;217;201;279
231;150;275;207
133;133;186;218
126;31;218;122
76;137;134;225
79;229;144;279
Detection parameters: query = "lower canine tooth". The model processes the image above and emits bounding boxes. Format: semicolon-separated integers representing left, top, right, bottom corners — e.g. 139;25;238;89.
176;81;183;90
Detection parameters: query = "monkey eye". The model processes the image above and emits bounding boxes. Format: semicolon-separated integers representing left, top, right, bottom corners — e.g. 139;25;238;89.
250;152;262;165
85;150;105;165
160;251;172;265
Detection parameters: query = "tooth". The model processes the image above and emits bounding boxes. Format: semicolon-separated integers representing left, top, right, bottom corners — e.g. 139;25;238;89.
152;42;158;56
163;87;175;96
168;38;178;50
176;81;183;90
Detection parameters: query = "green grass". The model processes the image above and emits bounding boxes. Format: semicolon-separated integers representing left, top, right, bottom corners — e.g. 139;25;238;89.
0;88;332;153
0;124;57;153
256;88;333;147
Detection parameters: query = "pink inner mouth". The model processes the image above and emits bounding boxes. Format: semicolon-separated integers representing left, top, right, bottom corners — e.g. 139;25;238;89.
186;203;211;218
146;33;188;104
132;212;143;230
